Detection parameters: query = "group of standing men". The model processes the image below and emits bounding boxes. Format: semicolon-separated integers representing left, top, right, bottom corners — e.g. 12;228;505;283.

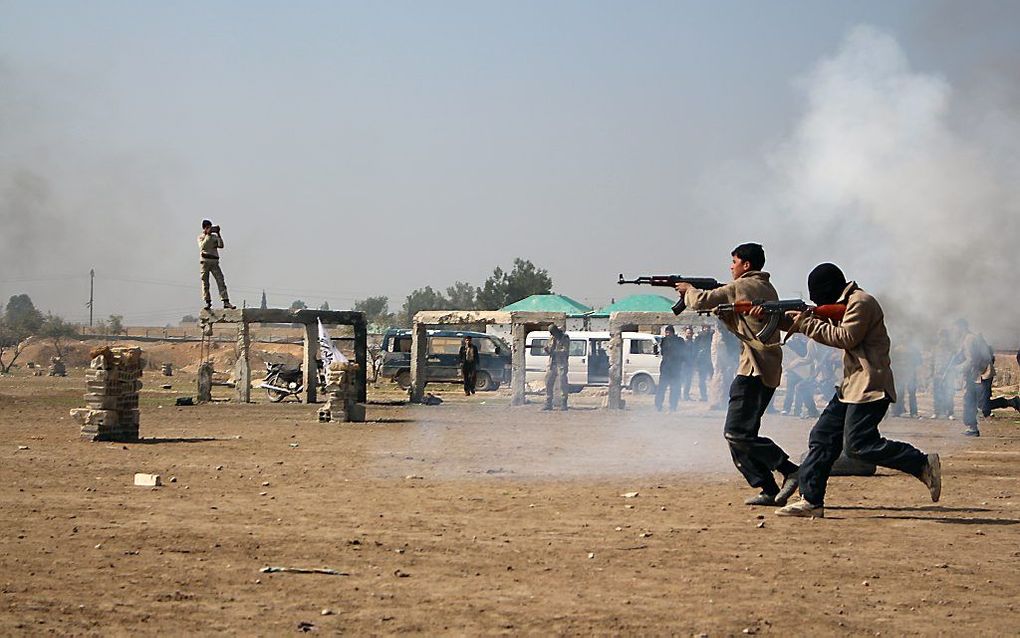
655;325;714;411
675;243;942;518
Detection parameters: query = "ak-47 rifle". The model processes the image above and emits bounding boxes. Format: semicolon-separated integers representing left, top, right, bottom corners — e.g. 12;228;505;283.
699;299;846;342
617;274;724;315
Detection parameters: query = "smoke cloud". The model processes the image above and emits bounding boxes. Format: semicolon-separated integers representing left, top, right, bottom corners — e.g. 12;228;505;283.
760;26;1020;346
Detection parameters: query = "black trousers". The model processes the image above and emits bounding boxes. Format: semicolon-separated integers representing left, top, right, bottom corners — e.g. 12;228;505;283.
724;375;789;491
655;366;681;411
462;364;477;395
800;394;927;505
891;382;917;417
979;379;993;417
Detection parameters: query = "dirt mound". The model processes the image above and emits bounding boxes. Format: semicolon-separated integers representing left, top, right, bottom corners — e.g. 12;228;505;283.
17;338;301;375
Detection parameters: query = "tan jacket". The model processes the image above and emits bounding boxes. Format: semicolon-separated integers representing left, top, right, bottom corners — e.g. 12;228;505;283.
684;271;782;388
198;233;224;262
792;282;896;404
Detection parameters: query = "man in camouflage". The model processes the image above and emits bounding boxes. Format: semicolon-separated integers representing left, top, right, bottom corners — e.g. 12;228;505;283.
544;324;570;411
198;220;235;310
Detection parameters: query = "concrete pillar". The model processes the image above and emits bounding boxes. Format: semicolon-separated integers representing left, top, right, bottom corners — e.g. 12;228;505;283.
510;322;527;406
197;362;213;403
409;321;428;403
235;322;251;403
354;321;368;403
302;322;318;404
607;327;624;409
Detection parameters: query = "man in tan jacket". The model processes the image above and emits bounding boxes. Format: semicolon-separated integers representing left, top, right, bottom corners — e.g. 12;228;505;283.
676;243;799;506
199;219;235;310
777;263;941;518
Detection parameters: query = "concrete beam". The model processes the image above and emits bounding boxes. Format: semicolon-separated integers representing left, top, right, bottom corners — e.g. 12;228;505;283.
409;322;428;403
200;307;366;326
302;323;318;404
606;311;683;410
235;322;251;403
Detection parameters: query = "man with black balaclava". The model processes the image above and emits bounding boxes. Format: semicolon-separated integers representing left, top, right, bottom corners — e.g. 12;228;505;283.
674;243;799;507
776;263;942;518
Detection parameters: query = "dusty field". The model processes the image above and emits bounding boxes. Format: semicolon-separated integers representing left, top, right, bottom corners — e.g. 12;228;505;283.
2;370;1019;636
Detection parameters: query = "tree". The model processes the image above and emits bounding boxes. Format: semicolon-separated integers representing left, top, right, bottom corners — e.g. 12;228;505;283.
354;296;395;328
260;290;268;310
475;259;553;309
38;314;78;358
445;281;477;309
181;314;199;324
0;294;44;373
290;300;307;310
107;314;125;335
399;286;449;327
319;301;331;311
3;294;43;335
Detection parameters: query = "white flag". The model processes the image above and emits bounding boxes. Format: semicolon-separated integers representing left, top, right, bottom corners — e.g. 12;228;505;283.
318;319;347;367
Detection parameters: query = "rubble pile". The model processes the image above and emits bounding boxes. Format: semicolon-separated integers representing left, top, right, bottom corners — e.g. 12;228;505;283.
70;346;144;441
318;361;365;423
48;356;66;377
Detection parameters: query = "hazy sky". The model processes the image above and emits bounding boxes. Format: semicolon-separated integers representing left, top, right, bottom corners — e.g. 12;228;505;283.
1;1;1017;329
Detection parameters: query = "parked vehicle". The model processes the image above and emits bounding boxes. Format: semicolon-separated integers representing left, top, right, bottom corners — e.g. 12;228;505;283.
525;331;661;393
260;361;324;402
380;329;512;391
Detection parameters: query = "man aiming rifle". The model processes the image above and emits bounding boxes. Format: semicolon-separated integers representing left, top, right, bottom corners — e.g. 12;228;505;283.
775;263;942;518
672;243;800;507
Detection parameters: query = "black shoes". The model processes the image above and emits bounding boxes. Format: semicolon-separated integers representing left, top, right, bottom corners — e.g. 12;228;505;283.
744;491;777;506
775;471;800;506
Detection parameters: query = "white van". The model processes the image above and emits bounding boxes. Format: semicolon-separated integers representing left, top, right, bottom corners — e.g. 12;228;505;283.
525;331;662;393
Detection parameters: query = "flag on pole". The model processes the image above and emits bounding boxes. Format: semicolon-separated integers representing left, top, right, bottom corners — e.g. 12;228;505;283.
318;319;347;367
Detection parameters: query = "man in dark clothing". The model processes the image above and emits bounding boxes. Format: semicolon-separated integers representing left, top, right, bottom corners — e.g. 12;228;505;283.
676;243;799;507
694;326;714;401
457;336;479;396
777;263;941;518
656;326;683;412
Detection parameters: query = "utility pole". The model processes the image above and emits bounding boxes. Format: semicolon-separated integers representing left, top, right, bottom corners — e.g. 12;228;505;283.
88;269;95;327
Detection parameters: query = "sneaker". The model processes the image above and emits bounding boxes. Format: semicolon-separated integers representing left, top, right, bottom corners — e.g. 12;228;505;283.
223;302;237;310
541;405;553;411
962;428;980;437
919;453;941;503
744;491;777;506
204;302;212;310
774;472;800;506
776;498;824;518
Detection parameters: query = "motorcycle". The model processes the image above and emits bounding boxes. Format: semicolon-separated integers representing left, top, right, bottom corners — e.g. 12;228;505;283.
260;361;325;403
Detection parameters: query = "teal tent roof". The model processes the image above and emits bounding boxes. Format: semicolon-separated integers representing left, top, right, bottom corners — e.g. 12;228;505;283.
500;294;593;314
594;294;677;316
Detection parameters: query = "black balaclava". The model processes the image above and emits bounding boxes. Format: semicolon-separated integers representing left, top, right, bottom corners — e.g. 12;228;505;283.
807;263;847;305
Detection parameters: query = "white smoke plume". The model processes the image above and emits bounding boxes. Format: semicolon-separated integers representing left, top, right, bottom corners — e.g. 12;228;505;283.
763;26;1020;346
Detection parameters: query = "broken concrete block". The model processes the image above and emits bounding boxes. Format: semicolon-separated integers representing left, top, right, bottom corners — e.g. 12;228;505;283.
134;473;162;487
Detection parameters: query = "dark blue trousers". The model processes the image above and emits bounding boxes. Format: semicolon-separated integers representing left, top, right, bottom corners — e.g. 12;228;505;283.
800;394;927;505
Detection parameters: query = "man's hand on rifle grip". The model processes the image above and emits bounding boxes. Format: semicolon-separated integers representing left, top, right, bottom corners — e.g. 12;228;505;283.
747;305;766;319
674;282;692;294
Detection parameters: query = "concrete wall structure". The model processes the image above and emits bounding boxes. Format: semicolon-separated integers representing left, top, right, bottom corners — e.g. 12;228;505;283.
200;308;367;405
606;311;683;409
411;310;567;406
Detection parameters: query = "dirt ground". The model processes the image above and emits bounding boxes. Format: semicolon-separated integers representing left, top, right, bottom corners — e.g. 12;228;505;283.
2;369;1019;636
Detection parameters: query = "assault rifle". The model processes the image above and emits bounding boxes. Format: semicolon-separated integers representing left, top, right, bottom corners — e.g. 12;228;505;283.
617;274;724;315
699;299;846;342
